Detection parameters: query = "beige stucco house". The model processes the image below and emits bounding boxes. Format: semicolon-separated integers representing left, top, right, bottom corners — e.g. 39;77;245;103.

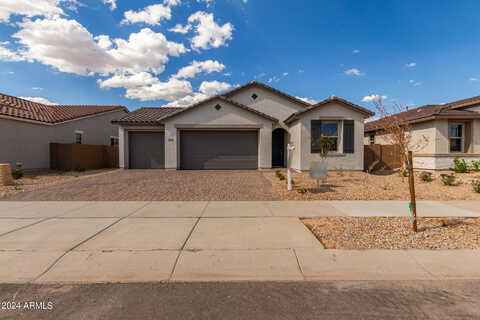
113;81;374;171
0;93;128;170
364;96;480;169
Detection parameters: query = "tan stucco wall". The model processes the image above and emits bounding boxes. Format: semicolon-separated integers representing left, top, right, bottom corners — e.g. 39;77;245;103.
162;98;275;170
0;110;126;170
294;102;366;171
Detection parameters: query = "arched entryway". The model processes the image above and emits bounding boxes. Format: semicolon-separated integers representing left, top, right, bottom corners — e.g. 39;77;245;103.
272;128;287;167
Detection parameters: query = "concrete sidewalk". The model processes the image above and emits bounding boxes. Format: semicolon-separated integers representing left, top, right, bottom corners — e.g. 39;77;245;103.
0;201;479;283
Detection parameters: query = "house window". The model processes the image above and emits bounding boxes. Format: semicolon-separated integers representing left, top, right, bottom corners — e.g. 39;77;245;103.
110;136;119;146
74;131;83;144
311;120;338;153
449;123;464;152
321;121;338;152
369;134;375;145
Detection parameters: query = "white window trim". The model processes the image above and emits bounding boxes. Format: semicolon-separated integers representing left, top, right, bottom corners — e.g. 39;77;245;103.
449;122;464;153
321;120;342;153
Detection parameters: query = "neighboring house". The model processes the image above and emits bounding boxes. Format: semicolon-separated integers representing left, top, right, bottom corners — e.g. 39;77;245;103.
113;81;374;171
364;96;480;169
0;93;128;170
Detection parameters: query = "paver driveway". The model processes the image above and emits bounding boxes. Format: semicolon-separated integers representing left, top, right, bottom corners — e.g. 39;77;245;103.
2;170;279;201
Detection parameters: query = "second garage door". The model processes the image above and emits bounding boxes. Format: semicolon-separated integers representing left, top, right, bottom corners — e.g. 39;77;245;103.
180;131;258;170
129;131;165;169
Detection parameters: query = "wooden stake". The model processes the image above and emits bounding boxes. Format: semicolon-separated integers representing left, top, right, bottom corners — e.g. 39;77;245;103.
408;151;417;232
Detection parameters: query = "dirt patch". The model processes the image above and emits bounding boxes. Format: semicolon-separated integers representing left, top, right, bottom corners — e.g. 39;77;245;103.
302;217;480;249
0;169;118;199
264;170;480;200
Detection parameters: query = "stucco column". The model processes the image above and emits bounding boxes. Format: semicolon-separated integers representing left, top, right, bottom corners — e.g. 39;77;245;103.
258;126;272;169
165;123;177;169
118;126;127;169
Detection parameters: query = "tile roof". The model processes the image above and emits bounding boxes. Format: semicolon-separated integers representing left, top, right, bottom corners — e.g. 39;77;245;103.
113;95;279;124
284;96;375;124
111;107;183;125
364;103;480;132
222;80;312;107
0;93;127;124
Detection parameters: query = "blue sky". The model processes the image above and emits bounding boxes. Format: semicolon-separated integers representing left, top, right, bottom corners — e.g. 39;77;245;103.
1;0;479;112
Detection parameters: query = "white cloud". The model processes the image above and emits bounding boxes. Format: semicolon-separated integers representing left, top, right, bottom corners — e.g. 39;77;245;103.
19;96;57;105
298;69;304;73
199;80;231;95
163;92;209;107
188;11;233;50
97;72;160;89
267;75;280;83
168;23;191;34
255;72;266;79
362;94;387;102
283;72;288;76
409;79;414;83
470;77;478;81
295;96;317;104
405;62;416;68
345;68;362;76
0;44;24;62
101;0;116;11
164;0;181;6
12;18;188;76
7;71;15;74
122;4;172;26
172;60;225;79
352;49;360;53
0;0;66;22
224;72;231;77
32;87;43;90
409;79;422;86
124;78;193;101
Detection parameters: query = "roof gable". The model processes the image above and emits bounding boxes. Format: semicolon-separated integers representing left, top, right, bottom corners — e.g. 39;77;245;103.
284;96;375;124
222;81;311;108
0;93;127;124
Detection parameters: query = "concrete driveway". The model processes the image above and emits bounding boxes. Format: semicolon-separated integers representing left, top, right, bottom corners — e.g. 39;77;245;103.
1;201;480;283
2;170;279;201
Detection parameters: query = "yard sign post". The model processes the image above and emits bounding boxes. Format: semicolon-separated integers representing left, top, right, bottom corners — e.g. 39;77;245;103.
287;141;295;191
407;151;418;232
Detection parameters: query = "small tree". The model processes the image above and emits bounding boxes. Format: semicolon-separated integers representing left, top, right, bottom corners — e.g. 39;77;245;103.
312;135;334;161
371;98;429;181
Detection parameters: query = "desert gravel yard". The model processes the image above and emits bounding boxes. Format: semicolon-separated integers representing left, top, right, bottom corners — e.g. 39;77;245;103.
264;170;480;200
1;170;279;201
303;217;480;250
0;169;117;199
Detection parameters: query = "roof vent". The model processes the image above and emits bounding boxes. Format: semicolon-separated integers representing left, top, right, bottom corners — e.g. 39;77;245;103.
330;95;336;99
251;93;258;100
215;104;221;110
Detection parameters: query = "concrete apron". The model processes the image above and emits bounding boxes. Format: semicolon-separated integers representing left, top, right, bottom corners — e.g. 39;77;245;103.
0;201;479;283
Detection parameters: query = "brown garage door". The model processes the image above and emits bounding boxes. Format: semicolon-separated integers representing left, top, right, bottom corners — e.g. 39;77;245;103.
180;131;258;170
129;132;165;169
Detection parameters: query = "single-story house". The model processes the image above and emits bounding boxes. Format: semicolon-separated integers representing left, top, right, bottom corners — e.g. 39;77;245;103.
0;93;128;170
112;81;375;171
364;95;480;169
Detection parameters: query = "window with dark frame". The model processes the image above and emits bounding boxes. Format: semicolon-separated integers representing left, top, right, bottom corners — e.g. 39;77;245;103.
110;137;119;146
369;134;375;145
449;123;463;152
75;132;82;144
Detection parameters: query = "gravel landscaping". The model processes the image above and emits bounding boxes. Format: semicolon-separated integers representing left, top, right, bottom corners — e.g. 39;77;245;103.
0;169;117;199
2;170;279;201
302;217;480;249
264;170;480;200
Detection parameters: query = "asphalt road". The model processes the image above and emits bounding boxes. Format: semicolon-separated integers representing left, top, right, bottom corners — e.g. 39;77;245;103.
0;281;479;320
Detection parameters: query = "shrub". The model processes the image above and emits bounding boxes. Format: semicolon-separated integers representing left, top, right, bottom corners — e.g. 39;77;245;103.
337;168;344;176
472;180;480;193
275;170;286;181
450;157;468;173
472;160;480;172
12;163;23;180
297;188;308;194
440;174;456;186
402;169;408;177
56;170;65;175
27;175;37;180
73;172;80;178
74;167;86;173
419;171;432;182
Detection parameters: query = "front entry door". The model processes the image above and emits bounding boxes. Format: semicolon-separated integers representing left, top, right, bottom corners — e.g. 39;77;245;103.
272;129;285;167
